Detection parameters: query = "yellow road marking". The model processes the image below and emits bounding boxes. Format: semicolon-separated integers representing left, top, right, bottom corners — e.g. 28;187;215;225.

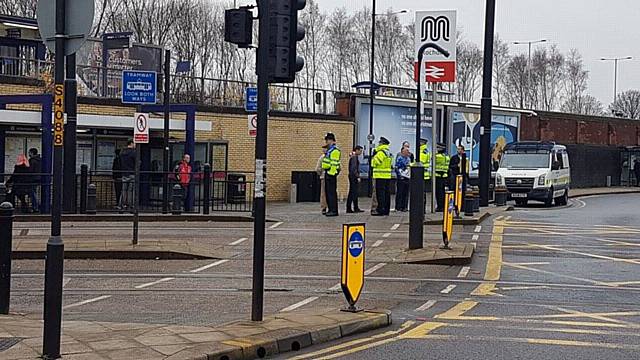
422;334;640;350
500;286;550;291
604;280;640;286
471;282;498;296
398;322;447;339
503;262;613;287
519;307;640;326
531;244;640;266
434;301;498;321
485;220;504;281
443;322;640;337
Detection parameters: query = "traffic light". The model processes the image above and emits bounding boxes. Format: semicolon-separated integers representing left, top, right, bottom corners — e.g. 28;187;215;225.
265;0;306;83
224;8;253;48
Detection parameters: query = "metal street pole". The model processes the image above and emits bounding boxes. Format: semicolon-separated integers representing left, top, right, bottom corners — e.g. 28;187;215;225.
251;7;269;322
368;0;376;197
599;57;632;113
43;0;65;356
431;83;437;213
513;39;546;109
163;50;170;214
479;0;496;207
63;53;77;213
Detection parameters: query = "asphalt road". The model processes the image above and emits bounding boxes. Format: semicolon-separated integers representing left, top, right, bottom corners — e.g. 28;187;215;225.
9;194;640;359
282;194;640;359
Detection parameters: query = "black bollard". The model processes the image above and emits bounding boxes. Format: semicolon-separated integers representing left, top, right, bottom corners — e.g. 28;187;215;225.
473;187;480;213
0;183;6;204
172;184;183;215
203;164;211;215
495;186;508;206
0;202;14;314
86;184;97;215
464;191;475;217
79;164;88;214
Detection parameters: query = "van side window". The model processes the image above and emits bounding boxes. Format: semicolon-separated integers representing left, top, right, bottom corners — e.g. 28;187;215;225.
563;153;569;168
556;152;564;169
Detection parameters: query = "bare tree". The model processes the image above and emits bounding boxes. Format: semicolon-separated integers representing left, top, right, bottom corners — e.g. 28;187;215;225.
492;35;510;106
323;7;353;92
375;10;407;85
455;40;483;102
530;46;564;110
610;90;640;119
504;54;528;108
0;0;36;17
298;0;326;110
581;95;605;116
561;49;589;114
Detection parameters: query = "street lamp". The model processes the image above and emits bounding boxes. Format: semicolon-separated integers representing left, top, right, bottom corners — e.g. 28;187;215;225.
367;5;407;196
600;56;633;104
513;39;547;108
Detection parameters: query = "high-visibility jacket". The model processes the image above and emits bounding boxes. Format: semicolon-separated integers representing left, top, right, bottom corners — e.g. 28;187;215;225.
419;144;432;180
435;153;450;178
371;144;393;179
322;145;341;176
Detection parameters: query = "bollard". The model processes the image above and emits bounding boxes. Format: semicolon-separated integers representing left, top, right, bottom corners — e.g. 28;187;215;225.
79;164;88;214
86;184;97;215
0;183;6;204
464;191;475;217
0;202;14;314
495;186;508;206
473;186;480;213
203;164;211;215
172;184;183;215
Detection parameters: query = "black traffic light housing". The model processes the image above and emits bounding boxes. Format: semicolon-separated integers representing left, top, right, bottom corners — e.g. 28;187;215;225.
265;0;306;83
224;8;253;48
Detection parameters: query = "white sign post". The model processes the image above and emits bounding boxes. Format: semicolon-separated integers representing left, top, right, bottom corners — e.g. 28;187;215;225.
134;112;149;144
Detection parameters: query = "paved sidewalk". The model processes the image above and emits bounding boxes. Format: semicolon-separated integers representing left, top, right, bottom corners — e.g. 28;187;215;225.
569;186;640;198
0;309;390;359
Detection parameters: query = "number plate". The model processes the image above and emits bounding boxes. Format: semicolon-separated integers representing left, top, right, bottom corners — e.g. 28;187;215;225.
511;193;527;198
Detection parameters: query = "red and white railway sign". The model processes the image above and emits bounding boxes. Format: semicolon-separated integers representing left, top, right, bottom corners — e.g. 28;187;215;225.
414;10;457;83
413;61;456;83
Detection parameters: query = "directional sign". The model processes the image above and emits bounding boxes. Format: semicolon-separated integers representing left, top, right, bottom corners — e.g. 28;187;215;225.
248;114;258;137
245;87;258;112
341;223;366;309
122;70;157;104
443;191;455;248
37;0;94;55
414;10;457;83
133;113;149;144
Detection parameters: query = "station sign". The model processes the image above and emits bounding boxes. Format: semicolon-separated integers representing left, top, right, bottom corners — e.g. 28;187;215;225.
414;10;457;83
341;223;366;310
443;191;455;248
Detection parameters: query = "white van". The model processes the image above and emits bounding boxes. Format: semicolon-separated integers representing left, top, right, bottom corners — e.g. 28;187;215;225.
495;141;570;206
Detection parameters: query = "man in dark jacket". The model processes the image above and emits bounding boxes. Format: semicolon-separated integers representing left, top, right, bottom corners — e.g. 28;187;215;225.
27;148;41;212
346;145;363;213
112;149;123;207
118;140;136;209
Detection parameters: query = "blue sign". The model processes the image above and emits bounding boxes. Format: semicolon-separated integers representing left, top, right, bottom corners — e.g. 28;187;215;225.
122;70;157;104
245;87;258;112
348;231;364;258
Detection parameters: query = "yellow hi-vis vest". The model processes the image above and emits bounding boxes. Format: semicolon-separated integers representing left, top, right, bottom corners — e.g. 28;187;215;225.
419;144;432;180
371;144;392;179
435;153;450;177
322;145;341;176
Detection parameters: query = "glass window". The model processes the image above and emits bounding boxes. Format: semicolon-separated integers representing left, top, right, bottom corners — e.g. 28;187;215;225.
77;140;93;171
96;140;116;171
500;152;550;169
5;137;25;173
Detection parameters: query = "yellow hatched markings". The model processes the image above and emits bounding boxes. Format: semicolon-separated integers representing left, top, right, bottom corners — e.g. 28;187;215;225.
530;244;640;266
421;334;640;351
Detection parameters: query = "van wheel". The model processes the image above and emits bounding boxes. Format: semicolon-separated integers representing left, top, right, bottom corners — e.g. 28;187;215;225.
515;199;528;206
544;188;554;207
555;189;568;206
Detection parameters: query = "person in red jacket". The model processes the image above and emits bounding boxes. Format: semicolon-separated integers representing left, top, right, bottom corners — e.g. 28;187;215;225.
175;154;192;210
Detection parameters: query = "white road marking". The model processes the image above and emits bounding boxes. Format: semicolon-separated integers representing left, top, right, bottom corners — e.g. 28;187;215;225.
471;242;477;250
474;226;482;233
189;260;229;273
472;234;479;241
269;222;284;229
63;295;112;309
329;283;342;291
229;237;248;246
372;240;384;248
391;223;401;230
364;263;387;276
510;262;550;266
440;284;457;294
457;266;470;278
280;296;319;312
505;216;512;220
495;216;504;221
63;277;71;288
382;232;391;238
135;277;175;289
415;300;437;312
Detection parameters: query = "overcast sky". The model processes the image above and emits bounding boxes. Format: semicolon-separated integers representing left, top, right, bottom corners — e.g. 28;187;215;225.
237;0;640;106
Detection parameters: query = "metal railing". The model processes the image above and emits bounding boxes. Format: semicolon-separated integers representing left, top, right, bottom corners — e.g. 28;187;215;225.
0;55;336;114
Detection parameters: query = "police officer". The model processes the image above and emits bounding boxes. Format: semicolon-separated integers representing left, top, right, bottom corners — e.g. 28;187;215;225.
434;143;450;212
371;137;393;216
322;133;341;217
419;138;432;191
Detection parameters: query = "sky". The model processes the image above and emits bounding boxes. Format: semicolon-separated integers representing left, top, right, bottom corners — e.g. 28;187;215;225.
237;0;640;106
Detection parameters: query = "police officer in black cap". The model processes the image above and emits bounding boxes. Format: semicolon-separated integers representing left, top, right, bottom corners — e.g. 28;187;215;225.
371;136;393;216
434;143;450;212
321;132;341;216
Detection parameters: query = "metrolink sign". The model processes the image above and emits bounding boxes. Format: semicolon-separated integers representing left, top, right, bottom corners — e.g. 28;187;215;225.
414;10;457;83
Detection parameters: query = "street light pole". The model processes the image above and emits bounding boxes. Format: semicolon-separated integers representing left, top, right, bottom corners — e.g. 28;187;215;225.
478;0;496;207
513;39;546;108
367;0;376;198
601;56;633;104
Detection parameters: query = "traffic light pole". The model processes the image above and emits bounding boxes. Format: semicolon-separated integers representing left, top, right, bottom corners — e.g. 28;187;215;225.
43;0;65;357
163;50;170;214
479;0;496;207
251;5;269;322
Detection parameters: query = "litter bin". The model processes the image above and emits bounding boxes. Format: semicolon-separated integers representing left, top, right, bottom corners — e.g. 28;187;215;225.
291;171;319;202
226;173;246;204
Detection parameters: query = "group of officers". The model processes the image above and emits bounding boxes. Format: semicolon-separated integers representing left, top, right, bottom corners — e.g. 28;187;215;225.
320;132;467;216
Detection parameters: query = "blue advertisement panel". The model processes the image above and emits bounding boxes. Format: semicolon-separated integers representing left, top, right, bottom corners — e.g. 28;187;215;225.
450;110;519;177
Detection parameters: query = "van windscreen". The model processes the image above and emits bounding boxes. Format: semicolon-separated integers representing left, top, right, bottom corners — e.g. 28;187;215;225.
500;152;550;169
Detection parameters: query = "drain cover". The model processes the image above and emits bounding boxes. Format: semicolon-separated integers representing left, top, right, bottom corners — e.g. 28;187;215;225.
0;338;22;352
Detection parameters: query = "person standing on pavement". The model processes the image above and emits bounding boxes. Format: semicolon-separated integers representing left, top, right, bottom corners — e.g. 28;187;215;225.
118;140;136;211
316;145;329;214
322;133;341;217
347;145;364;213
394;146;411;212
371;137;393;216
27;148;41;213
399;141;415;163
448;145;467;190
175;154;192;211
112;149;123;208
6;154;31;212
434;143;450;212
634;159;640;187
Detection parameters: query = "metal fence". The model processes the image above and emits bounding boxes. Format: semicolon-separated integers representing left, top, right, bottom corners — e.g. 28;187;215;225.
0;55;336;114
